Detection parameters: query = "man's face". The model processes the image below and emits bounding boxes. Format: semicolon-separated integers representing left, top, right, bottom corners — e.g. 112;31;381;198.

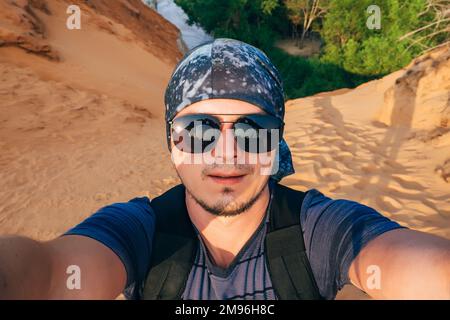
169;99;279;216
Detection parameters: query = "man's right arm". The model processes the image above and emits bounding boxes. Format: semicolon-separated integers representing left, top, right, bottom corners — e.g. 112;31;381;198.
0;196;155;299
0;235;126;299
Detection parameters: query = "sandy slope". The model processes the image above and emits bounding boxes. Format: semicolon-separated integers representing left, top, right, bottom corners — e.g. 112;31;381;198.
0;0;182;239
284;48;450;299
284;48;450;240
0;0;449;300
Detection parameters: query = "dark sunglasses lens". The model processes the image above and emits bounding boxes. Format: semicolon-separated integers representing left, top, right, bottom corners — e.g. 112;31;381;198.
234;115;283;153
171;116;220;153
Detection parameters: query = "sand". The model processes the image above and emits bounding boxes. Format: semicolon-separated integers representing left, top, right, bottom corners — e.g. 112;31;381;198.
284;47;450;298
0;0;449;300
0;0;180;239
284;48;450;240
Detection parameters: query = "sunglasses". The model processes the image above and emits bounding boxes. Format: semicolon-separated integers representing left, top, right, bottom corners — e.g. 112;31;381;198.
168;114;284;154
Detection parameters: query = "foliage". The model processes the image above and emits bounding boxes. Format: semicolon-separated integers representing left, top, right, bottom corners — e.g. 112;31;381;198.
320;0;431;75
174;0;448;98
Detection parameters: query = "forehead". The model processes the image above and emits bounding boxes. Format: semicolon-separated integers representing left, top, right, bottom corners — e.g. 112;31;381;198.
175;98;265;117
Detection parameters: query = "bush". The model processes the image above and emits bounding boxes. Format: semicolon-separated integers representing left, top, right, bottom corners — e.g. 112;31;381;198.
174;0;440;99
321;0;429;75
267;47;371;98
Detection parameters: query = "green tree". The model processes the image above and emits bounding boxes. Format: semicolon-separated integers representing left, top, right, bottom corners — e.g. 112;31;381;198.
174;0;447;99
175;0;289;49
321;0;428;75
261;0;280;14
284;0;329;46
400;0;450;54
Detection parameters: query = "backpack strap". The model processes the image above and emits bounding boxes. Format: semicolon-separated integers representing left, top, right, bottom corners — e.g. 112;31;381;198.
143;182;322;300
265;183;322;300
142;184;197;300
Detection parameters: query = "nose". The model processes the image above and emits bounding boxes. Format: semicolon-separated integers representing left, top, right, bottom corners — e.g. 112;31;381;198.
211;123;238;163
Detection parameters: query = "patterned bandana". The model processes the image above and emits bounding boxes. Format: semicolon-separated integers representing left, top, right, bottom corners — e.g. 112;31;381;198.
164;38;294;181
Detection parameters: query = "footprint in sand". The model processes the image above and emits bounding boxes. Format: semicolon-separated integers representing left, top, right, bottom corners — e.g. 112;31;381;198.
375;195;403;214
391;174;426;190
318;167;342;182
361;163;378;174
94;192;112;202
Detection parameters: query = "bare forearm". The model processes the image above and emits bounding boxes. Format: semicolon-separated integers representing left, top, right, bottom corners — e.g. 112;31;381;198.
350;229;450;299
376;250;449;299
378;248;450;299
0;236;52;299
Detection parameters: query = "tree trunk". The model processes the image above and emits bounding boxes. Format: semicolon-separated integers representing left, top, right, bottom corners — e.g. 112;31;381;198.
299;28;307;48
293;24;299;47
233;10;241;29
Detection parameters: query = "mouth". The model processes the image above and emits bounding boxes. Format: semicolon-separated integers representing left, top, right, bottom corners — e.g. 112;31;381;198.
206;172;247;185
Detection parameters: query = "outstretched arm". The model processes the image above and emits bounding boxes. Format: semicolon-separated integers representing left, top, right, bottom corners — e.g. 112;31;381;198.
0;196;155;299
0;235;126;299
349;228;450;299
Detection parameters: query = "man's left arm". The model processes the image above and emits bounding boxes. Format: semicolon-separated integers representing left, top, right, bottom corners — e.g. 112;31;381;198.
349;228;450;299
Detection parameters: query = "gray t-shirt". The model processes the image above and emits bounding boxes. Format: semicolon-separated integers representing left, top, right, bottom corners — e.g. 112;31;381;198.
66;184;403;300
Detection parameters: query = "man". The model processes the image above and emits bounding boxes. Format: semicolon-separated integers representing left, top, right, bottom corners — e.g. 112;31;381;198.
0;39;449;300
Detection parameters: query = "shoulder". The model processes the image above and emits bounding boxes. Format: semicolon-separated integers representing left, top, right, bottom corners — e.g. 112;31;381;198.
297;189;404;299
299;189;381;227
111;196;153;211
298;188;403;251
66;196;157;234
98;196;155;218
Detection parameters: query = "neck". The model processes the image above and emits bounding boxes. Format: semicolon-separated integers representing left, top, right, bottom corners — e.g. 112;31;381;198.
186;184;270;268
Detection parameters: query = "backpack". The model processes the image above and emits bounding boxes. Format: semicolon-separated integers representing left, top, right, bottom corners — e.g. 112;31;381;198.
142;182;322;300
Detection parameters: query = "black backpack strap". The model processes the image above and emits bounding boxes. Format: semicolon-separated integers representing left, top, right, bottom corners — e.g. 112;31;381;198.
265;183;322;300
142;184;197;300
143;182;322;300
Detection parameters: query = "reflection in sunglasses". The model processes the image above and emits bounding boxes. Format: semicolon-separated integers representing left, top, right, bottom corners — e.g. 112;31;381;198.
170;127;280;176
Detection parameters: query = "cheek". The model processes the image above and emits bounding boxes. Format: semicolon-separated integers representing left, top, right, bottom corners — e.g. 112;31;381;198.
176;163;205;182
246;151;277;177
250;169;271;187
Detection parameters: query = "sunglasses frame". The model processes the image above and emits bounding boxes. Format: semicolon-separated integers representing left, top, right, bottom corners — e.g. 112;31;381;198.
167;113;284;154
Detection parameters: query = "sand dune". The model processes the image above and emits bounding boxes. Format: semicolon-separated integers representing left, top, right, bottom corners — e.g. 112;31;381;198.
0;0;181;239
284;48;450;299
0;0;449;300
284;47;450;241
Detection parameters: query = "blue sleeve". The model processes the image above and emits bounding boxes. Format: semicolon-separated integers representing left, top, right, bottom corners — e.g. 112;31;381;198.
64;197;155;299
300;189;405;300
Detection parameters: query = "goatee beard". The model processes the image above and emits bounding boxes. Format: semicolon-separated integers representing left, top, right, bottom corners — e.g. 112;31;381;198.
186;185;267;217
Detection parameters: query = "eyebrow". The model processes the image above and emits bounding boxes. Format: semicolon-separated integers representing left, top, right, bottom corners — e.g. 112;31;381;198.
173;111;267;118
170;112;269;122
